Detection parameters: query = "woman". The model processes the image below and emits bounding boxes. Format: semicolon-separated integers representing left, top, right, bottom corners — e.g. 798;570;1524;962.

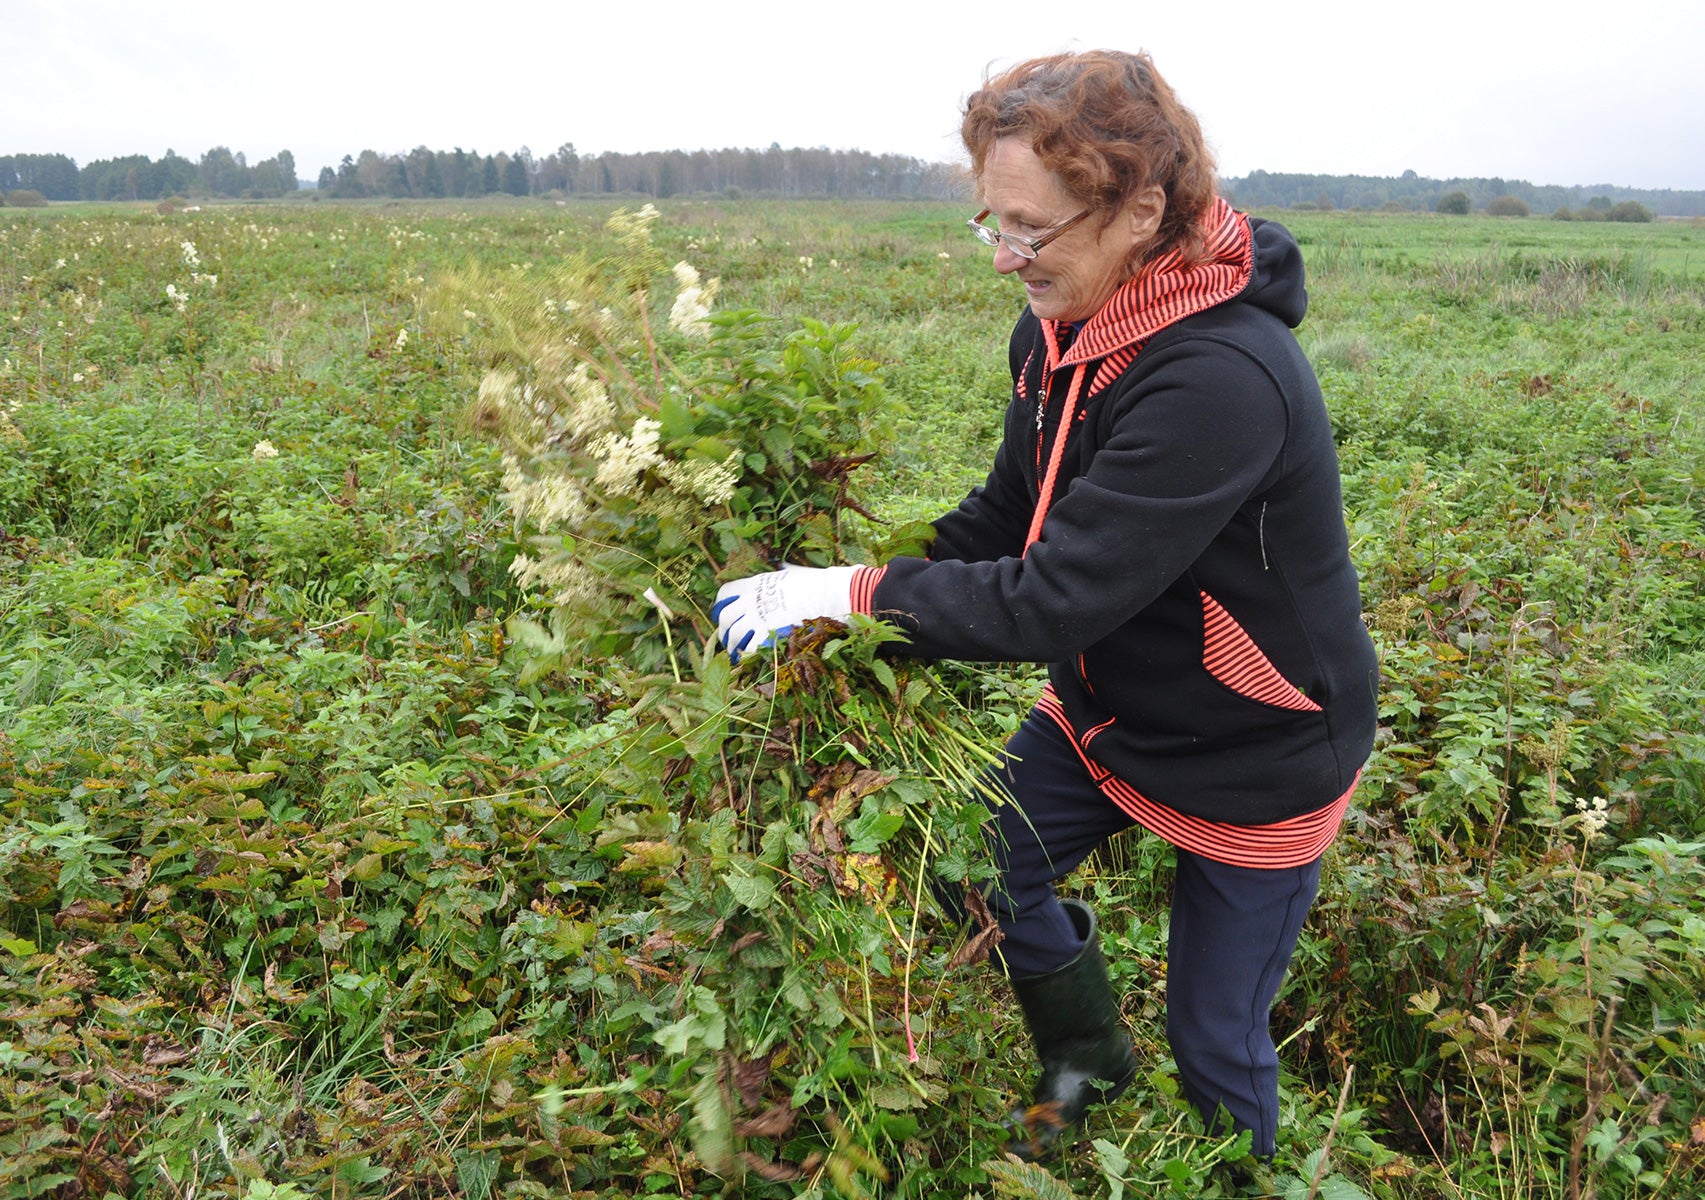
713;49;1378;1162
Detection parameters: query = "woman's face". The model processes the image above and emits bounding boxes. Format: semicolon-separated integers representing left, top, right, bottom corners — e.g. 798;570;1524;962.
980;136;1163;323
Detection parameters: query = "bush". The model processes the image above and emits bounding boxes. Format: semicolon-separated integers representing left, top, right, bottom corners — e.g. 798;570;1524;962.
2;188;47;208
1486;194;1530;217
1607;200;1654;223
1437;190;1470;215
1552;206;1574;220
1576;205;1607;222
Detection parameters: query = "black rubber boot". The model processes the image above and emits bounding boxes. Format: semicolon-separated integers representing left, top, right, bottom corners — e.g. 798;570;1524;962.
1005;898;1137;1159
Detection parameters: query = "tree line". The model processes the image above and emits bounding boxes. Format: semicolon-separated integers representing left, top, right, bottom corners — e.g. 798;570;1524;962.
2;149;298;203
1222;168;1705;218
314;143;959;200
1;144;963;203
9;147;1702;215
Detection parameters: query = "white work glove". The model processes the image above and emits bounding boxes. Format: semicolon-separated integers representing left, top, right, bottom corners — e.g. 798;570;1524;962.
712;565;857;662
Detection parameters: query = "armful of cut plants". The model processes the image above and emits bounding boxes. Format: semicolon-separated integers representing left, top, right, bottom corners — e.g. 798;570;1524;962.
427;204;1005;1182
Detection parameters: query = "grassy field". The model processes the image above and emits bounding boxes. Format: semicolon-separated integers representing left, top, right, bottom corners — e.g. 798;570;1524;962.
2;198;1703;1200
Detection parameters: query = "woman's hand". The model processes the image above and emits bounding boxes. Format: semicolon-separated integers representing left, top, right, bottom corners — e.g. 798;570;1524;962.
712;565;857;661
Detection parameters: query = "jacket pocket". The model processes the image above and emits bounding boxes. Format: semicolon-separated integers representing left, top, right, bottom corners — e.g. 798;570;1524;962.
1200;591;1322;712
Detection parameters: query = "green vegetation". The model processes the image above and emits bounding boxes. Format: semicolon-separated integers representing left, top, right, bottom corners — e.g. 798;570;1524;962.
1223;171;1705;219
1485;195;1530;218
2;200;1703;1198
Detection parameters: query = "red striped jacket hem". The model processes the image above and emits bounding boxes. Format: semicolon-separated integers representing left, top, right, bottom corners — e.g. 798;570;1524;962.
1036;686;1354;869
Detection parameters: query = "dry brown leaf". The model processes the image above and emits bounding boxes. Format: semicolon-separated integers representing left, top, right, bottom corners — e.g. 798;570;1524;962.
734;1103;797;1139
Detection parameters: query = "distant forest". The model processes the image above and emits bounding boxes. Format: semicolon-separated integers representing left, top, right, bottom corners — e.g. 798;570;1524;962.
5;146;1704;216
0;145;961;204
1219;169;1705;218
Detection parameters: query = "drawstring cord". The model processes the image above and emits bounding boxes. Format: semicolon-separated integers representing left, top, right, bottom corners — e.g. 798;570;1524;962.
1025;355;1088;550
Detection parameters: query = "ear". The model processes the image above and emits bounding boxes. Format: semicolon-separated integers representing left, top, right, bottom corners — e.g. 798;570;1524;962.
1125;185;1167;246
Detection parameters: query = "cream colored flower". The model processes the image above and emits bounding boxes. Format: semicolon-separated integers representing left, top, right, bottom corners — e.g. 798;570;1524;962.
606;203;660;249
1574;794;1611;839
667;260;720;337
251;440;280;461
590;416;663;496
561;365;619;441
659;451;741;507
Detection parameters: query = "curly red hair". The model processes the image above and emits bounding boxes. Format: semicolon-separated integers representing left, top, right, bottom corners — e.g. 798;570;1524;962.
961;50;1218;267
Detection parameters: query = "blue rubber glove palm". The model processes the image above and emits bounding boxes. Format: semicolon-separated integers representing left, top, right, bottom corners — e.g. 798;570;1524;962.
712;565;857;662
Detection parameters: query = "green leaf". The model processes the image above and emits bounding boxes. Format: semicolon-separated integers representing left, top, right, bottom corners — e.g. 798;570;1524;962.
1093;1138;1128;1200
846;797;903;853
723;865;776;911
982;1156;1078;1200
654;985;727;1055
870;657;898;699
689;1069;734;1174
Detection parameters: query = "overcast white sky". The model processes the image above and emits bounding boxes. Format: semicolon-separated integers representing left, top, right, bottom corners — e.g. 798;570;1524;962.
10;0;1705;191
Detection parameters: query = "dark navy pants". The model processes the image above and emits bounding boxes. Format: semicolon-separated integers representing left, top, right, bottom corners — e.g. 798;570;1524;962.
965;709;1322;1158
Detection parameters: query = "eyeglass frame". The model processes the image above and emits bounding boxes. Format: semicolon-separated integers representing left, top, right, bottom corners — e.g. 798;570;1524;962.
966;207;1093;260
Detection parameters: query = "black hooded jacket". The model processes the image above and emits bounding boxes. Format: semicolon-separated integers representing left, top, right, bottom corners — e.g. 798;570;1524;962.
855;215;1378;827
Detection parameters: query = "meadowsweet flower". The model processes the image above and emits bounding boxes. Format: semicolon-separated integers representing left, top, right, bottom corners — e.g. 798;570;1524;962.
606;203;660;241
562;363;618;440
667;260;719;337
659;451;741;507
252;440;280;460
591;416;663;496
1574;794;1611;839
72;372;84;383
181;240;201;268
799;256;814;270
938;251;951;259
166;283;188;313
507;470;589;531
395;328;409;350
508;550;601;608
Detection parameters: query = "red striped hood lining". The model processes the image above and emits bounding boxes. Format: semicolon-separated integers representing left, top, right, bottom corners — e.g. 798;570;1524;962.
1051;197;1254;371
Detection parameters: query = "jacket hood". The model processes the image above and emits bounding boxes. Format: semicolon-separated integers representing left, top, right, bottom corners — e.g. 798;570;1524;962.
1242;217;1309;330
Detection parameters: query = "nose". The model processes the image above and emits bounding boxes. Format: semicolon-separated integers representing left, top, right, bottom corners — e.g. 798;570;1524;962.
992;243;1028;274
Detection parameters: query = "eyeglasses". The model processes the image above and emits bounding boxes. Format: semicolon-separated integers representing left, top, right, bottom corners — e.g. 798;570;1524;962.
966;207;1092;260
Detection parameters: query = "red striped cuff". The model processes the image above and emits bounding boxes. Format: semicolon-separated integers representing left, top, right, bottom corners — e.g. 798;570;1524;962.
849;564;885;615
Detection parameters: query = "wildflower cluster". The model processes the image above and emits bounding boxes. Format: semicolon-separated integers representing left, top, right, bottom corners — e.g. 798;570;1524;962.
429;204;884;669
166;238;217;312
